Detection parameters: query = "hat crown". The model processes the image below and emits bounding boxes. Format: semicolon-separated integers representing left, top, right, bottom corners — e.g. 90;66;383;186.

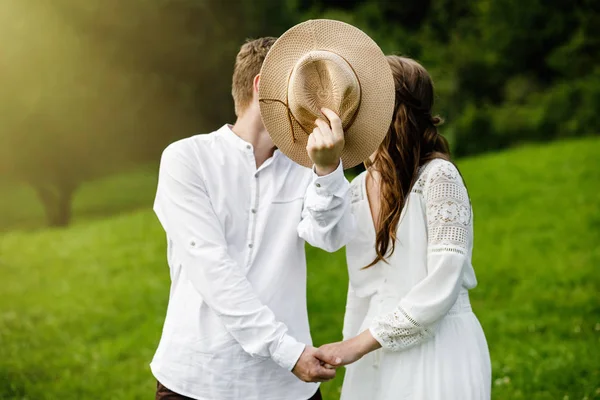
258;19;395;169
287;50;361;134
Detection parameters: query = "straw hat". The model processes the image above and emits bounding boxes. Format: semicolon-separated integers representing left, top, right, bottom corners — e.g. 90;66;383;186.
258;19;395;169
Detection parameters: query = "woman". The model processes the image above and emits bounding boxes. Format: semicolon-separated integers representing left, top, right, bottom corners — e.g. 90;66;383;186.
319;56;491;399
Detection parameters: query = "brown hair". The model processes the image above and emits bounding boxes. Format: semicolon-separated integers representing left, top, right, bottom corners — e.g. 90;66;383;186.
364;55;451;268
232;37;277;116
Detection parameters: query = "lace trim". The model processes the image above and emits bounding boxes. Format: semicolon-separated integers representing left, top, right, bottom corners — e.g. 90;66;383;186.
429;225;468;245
427;182;468;203
429;247;466;255
398;306;421;327
371;306;434;351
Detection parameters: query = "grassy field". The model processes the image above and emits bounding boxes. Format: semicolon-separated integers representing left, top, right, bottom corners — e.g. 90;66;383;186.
1;137;599;399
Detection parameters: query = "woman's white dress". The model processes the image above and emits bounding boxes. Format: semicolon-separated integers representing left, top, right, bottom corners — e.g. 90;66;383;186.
341;159;491;400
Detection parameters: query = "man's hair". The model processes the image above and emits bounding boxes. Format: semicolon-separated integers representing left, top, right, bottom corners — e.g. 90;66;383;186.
232;37;277;117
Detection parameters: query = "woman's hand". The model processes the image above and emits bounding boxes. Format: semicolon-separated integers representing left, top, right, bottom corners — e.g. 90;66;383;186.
319;341;362;368
319;329;382;368
307;108;345;176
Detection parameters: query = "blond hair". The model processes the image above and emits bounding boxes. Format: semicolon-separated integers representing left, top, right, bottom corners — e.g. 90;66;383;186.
231;37;277;116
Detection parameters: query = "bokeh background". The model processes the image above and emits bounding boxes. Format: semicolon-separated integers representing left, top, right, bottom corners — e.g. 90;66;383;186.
1;0;598;399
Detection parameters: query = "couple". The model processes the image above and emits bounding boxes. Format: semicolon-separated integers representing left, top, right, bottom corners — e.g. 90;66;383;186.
151;20;491;400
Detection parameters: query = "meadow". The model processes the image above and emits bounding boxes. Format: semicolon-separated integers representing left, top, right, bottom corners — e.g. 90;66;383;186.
1;137;599;399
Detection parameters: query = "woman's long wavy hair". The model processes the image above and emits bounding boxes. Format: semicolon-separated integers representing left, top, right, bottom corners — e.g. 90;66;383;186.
364;55;451;268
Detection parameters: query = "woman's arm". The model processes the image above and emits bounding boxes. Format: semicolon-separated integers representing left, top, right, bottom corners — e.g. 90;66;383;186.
320;160;471;364
297;108;357;252
369;161;471;351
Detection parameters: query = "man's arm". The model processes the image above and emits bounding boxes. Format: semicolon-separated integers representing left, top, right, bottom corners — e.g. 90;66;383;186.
154;143;336;381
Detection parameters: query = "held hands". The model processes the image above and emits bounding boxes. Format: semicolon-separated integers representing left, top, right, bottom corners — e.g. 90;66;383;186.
318;330;382;369
292;345;340;382
292;331;381;382
307;108;345;176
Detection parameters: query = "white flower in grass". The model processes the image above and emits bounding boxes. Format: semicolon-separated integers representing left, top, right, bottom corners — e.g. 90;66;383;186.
494;376;511;386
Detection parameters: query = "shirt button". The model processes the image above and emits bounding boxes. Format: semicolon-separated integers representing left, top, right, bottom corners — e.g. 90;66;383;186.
251;209;256;214
246;144;251;150
315;182;321;188
248;243;253;248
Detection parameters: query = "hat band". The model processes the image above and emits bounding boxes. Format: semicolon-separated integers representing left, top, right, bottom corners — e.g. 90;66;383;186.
260;50;362;143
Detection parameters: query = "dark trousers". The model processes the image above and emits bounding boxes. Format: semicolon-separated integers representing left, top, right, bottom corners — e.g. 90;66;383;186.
156;381;323;400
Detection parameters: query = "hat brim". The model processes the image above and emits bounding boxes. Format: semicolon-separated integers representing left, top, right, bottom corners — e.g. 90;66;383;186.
259;19;395;169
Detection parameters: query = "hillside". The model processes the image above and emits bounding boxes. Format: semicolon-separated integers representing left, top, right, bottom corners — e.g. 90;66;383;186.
1;137;599;399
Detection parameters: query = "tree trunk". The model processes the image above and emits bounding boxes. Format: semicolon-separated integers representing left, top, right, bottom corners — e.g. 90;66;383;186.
33;182;76;227
55;187;73;227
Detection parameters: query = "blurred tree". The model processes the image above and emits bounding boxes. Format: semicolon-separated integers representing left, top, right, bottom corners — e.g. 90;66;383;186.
0;0;297;226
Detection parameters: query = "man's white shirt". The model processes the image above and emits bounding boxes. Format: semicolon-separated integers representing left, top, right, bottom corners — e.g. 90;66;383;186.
151;125;355;400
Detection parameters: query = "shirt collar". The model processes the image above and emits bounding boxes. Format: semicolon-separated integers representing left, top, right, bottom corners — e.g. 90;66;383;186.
218;124;283;161
219;124;252;151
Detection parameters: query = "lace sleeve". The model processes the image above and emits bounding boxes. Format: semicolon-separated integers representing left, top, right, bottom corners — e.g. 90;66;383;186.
369;306;437;351
425;160;471;254
369;160;470;351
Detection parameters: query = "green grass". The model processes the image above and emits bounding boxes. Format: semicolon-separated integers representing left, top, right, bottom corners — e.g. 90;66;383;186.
1;138;599;399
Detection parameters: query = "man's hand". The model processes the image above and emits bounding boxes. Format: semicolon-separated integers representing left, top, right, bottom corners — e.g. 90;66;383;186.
306;108;345;176
292;346;339;382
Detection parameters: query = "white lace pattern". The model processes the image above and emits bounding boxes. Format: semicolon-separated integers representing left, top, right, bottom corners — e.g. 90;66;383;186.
370;307;436;351
425;160;471;253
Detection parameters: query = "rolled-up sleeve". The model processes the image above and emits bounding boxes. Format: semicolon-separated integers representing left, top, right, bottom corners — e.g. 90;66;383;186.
153;143;305;371
297;162;356;252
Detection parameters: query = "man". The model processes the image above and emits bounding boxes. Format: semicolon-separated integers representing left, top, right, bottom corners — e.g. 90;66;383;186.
151;37;355;400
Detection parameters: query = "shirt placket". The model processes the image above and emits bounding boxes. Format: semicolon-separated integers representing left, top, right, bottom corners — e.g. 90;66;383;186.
244;144;259;270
